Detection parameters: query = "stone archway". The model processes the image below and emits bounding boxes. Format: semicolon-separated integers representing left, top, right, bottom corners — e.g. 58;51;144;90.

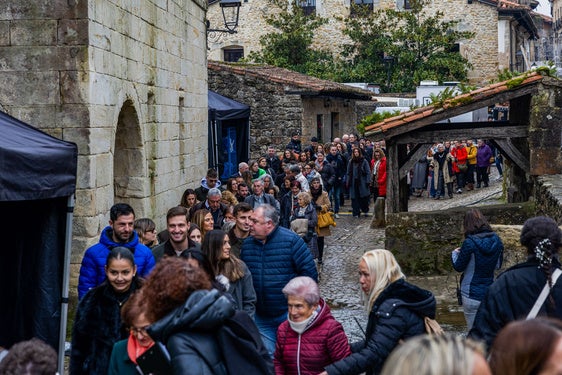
114;100;145;208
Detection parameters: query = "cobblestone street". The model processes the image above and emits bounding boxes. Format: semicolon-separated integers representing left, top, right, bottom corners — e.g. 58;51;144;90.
319;167;504;340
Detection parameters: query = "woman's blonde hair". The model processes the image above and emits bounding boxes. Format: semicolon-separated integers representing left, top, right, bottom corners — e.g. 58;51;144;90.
381;334;486;375
361;249;405;311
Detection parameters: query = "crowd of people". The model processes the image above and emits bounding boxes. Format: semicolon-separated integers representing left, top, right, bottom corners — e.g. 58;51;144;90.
411;139;502;199
3;134;562;375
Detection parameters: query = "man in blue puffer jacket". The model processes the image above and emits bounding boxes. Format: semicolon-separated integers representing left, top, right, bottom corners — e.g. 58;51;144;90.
241;203;318;356
77;203;156;299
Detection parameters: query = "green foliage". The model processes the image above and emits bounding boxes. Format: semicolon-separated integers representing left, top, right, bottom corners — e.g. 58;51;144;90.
357;110;401;135
243;0;335;76
342;0;474;92
427;83;476;107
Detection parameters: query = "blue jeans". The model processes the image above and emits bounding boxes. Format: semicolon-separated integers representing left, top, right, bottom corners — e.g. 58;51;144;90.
462;296;480;332
254;313;287;357
329;183;341;213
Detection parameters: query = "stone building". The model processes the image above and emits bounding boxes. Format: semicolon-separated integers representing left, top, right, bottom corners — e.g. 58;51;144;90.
208;0;547;85
0;1;209;261
208;61;375;158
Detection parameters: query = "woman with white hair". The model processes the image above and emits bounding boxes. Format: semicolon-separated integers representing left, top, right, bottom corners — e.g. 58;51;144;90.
429;143;454;199
321;249;436;375
274;276;351;375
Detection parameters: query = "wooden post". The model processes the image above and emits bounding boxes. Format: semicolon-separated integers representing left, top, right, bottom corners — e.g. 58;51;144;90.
386;139;400;213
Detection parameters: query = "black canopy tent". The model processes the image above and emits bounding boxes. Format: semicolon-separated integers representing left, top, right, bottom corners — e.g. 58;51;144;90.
208;90;250;180
0;110;77;373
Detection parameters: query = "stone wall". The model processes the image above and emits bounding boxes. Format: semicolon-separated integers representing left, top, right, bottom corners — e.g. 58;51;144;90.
208;0;500;85
385;202;536;275
0;0;209;261
535;175;562;223
209;67;304;157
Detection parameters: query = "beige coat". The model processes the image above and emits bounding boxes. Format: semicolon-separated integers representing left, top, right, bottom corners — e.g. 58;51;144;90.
314;190;332;237
430;152;454;189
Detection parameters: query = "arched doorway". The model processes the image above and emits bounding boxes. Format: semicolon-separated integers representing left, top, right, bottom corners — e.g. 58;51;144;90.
114;100;145;209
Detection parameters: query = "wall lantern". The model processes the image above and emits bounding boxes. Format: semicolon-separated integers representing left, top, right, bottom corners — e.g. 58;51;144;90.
207;0;242;34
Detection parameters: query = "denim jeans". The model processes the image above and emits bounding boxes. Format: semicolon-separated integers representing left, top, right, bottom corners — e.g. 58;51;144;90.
329;183;341;213
462;296;481;332
254;312;287;357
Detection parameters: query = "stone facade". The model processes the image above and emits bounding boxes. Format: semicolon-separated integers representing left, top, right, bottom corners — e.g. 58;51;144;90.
208;62;375;158
0;0;209;262
208;0;543;85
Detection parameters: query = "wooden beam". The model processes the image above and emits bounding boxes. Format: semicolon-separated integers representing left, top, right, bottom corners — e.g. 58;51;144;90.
386;140;400;214
396;125;528;144
399;144;432;178
382;86;538;139
493;139;530;172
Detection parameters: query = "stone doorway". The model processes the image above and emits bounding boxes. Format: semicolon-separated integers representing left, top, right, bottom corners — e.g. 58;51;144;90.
114;100;145;209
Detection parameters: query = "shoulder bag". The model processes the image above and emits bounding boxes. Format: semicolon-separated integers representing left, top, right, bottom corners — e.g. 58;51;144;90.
526;268;562;320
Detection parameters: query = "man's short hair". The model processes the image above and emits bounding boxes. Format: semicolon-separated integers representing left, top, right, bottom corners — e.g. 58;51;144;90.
253;179;264;187
0;338;57;375
233;202;253;217
166;206;188;222
239;162;248;170
289;164;301;174
238;182;249;190
207;188;222;199
110;203;135;221
258;203;279;226
206;168;218;179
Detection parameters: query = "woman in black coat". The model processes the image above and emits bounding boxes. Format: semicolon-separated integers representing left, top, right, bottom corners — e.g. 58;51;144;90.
346;147;371;218
321;249;436;375
143;257;272;375
469;216;562;350
70;247;143;375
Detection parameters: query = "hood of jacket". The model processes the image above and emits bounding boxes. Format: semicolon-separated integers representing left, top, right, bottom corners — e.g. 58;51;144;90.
99;225;140;251
147;289;235;343
467;231;503;256
200;177;222;190
373;278;436;319
300;298;332;333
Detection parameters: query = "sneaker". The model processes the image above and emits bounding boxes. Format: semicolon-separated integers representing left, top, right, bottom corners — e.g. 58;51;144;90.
456;189;462;194
334;213;340;219
483;183;489;187
496;176;503;181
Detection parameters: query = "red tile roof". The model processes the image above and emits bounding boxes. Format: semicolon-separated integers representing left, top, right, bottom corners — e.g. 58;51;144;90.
365;72;545;136
208;61;375;100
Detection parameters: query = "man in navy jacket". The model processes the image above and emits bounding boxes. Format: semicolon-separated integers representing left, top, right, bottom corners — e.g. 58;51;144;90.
241;204;318;356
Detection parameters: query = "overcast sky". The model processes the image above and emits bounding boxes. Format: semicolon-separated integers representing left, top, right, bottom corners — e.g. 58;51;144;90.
536;0;551;16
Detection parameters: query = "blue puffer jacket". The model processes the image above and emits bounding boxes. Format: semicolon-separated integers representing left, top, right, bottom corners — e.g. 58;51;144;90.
78;226;156;299
325;279;436;375
452;230;503;301
241;226;318;318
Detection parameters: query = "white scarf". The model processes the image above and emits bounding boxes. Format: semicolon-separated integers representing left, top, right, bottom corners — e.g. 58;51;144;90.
288;310;318;334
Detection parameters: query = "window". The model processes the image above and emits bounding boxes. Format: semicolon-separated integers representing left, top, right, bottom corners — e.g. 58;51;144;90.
224;47;244;62
299;0;316;16
351;0;373;16
396;0;411;10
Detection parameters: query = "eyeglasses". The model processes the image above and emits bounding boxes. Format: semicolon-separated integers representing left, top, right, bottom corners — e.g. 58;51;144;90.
130;325;150;335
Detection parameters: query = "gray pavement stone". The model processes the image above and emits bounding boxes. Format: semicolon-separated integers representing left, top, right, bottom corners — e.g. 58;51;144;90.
318;167;505;339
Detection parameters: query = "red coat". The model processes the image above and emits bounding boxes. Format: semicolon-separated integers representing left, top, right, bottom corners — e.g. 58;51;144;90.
451;146;468;173
274;299;351;375
371;157;387;197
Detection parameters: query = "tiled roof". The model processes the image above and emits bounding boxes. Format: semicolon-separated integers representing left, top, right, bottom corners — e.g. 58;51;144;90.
208;61;375;100
364;72;545;136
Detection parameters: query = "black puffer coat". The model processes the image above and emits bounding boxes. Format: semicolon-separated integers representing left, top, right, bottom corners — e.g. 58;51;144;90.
469;258;562;350
325;279;436;375
148;289;272;375
70;280;142;375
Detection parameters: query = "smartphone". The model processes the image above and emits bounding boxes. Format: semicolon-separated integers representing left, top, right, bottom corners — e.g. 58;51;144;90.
136;341;173;375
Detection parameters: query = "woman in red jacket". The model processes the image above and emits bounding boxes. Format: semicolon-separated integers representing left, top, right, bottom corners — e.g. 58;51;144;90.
274;277;351;375
451;140;468;194
370;148;387;227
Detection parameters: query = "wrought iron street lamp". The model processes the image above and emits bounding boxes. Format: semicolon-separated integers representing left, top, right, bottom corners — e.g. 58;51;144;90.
207;0;242;34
